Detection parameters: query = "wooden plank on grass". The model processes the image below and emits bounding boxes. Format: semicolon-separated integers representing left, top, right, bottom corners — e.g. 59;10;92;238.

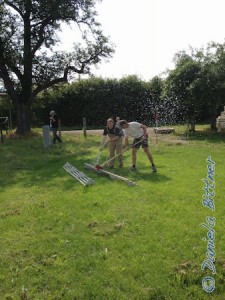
84;163;136;186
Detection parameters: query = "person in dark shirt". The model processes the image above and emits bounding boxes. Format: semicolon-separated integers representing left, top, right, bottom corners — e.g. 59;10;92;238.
49;110;62;144
100;118;123;168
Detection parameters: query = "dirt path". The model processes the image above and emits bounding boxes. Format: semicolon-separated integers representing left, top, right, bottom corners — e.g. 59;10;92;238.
62;128;164;135
62;128;187;144
62;129;102;135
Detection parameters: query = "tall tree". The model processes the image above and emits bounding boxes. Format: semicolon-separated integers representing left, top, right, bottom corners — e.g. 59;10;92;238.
0;0;114;134
165;43;225;130
193;42;225;130
164;52;203;131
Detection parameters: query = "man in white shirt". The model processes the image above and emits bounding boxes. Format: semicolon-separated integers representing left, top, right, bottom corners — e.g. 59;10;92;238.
119;120;157;172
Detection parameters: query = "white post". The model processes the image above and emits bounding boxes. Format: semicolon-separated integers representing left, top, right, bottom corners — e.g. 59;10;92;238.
42;125;52;147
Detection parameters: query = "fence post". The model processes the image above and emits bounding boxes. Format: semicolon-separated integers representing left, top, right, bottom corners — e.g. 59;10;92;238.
58;118;62;138
83;117;87;138
0;127;3;143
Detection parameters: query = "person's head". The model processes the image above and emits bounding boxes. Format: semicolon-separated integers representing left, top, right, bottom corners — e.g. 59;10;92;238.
49;110;55;116
107;118;114;129
116;117;120;122
119;119;129;129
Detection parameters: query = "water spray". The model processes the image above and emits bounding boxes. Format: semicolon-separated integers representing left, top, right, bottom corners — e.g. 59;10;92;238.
95;140;142;170
95;139;108;165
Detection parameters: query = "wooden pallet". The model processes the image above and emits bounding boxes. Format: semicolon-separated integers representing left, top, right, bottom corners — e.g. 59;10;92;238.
154;127;175;134
63;162;95;186
84;163;136;186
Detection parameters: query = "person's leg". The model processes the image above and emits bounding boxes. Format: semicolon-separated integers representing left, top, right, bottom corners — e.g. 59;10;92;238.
116;138;123;167
108;141;116;167
143;147;154;164
131;147;138;168
52;128;57;144
143;147;157;172
56;131;62;143
130;138;141;170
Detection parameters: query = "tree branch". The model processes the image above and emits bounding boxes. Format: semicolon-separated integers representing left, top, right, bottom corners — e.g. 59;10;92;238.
33;76;68;97
31;18;52;56
0;38;23;82
4;0;23;19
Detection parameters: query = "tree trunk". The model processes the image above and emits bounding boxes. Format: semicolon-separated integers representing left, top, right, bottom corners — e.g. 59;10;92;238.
210;118;217;131
190;118;195;132
188;114;196;132
210;105;218;131
15;101;31;134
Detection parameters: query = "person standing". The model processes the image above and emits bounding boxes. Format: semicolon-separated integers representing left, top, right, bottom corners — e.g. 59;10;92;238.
116;116;121;125
100;118;123;168
49;110;62;144
116;116;125;137
119;120;157;172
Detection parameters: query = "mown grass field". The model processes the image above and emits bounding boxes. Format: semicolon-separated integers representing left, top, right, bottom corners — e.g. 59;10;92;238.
0;125;225;300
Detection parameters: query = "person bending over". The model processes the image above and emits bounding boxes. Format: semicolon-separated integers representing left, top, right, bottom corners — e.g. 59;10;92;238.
119;120;157;172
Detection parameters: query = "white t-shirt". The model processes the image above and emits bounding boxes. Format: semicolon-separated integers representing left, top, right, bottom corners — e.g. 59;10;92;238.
124;122;144;138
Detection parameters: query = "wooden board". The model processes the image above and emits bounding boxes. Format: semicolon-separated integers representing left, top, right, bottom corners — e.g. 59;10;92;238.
154;127;175;134
84;163;136;186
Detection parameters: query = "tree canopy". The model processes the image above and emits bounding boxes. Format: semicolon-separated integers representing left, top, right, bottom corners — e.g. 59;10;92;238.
164;42;225;130
0;0;114;133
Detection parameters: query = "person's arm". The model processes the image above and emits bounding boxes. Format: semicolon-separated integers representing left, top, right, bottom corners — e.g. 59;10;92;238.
108;126;121;142
110;135;119;142
140;124;148;139
52;114;57;122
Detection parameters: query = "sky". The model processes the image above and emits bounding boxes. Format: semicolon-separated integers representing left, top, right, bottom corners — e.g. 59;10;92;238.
60;0;225;81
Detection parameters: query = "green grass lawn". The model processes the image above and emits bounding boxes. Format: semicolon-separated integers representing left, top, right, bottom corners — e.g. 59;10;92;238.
0;126;225;300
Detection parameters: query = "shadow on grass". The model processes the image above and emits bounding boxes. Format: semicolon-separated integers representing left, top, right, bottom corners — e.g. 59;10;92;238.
182;129;225;144
93;164;172;185
127;169;171;184
1;132;171;191
0;135;100;190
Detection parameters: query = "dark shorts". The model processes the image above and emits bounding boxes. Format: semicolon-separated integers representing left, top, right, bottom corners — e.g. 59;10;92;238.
132;136;149;149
